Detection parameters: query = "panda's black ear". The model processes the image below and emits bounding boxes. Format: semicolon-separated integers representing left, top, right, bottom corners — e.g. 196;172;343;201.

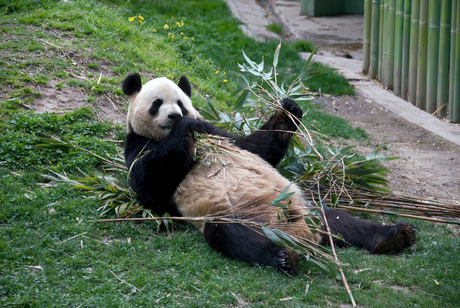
122;73;142;96
178;75;192;97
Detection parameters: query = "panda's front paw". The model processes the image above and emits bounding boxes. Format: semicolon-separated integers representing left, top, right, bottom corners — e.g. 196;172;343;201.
276;248;300;275
281;98;302;123
175;117;204;135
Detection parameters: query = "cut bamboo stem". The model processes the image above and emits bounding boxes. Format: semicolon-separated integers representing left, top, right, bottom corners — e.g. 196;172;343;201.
453;1;460;122
386;0;397;89
426;0;441;113
416;0;429;110
437;0;452;118
364;0;372;74
401;0;412;100
449;0;458;121
394;0;404;95
370;0;382;77
408;0;420;104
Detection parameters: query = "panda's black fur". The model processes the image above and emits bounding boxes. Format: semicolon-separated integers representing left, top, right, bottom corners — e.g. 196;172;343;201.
122;73;417;274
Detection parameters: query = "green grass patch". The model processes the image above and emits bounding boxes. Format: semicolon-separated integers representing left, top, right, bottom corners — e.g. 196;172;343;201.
0;0;458;307
265;22;285;35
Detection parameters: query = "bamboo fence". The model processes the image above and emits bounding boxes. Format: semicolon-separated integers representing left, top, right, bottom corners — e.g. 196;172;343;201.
363;0;460;122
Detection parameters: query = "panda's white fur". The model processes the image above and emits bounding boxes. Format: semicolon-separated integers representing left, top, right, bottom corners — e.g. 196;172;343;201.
127;77;202;142
172;138;322;243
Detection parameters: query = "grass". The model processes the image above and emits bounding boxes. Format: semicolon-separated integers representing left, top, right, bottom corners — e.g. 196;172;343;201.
0;0;459;307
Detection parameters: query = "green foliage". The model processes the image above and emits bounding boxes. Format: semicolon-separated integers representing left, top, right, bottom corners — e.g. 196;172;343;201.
0;108;121;172
265;23;284;35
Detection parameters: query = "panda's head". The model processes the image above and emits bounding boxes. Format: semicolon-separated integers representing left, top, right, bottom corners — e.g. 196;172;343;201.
122;73;202;142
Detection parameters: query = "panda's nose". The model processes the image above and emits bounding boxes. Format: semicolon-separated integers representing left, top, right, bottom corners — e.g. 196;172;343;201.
168;113;182;121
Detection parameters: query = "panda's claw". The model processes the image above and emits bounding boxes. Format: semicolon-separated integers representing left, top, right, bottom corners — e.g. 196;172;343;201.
276;248;300;275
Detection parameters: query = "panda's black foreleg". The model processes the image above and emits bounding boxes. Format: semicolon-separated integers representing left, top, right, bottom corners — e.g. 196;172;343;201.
124;117;204;215
322;209;417;254
203;222;300;275
233;98;303;167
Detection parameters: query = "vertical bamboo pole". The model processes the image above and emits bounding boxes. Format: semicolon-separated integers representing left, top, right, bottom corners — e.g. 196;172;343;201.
449;0;458;121
401;0;412;100
386;0;397;89
370;0;381;77
408;0;420;104
394;0;404;96
426;0;441;114
378;0;386;80
436;0;451;118
453;2;460;122
416;0;429;110
364;0;372;74
381;0;390;82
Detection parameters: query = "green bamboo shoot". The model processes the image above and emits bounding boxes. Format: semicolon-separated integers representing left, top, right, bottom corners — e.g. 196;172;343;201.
453;2;460;122
408;0;420;104
401;0;412;100
449;0;458;121
370;0;381;77
426;0;441;114
416;0;429;110
394;0;404;95
386;0;397;89
436;0;451;118
364;0;372;74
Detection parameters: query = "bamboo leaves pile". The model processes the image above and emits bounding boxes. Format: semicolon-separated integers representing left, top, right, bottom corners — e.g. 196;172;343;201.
363;0;460;122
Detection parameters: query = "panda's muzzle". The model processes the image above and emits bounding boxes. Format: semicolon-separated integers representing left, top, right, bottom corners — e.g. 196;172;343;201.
168;112;182;121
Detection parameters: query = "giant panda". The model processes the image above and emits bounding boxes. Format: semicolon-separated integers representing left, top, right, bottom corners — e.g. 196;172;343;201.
122;73;417;274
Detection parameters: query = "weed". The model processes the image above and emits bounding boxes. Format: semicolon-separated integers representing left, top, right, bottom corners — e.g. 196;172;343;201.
265;22;284;35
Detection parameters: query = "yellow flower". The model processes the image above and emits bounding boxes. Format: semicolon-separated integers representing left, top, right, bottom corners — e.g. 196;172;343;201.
153;29;157;32
164;24;169;30
139;15;144;21
223;71;227;75
181;20;184;26
139;19;143;24
184;37;188;40
128;16;136;22
180;32;184;35
224;79;228;83
176;22;181;27
171;35;175;39
191;37;195;40
215;70;219;74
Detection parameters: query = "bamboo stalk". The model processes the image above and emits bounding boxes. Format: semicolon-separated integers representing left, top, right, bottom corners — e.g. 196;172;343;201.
426;0;441;113
364;0;372;74
378;0;386;80
401;0;412;100
394;0;405;95
386;0;397;89
453;2;460;122
381;0;390;82
408;0;420;104
416;0;429;110
436;0;452;118
370;0;381;77
338;206;460;225
449;0;458;121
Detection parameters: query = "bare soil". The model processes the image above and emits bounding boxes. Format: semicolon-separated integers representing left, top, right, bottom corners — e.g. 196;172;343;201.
315;95;460;203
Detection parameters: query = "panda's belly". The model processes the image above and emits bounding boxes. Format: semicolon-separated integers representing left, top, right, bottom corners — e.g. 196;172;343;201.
171;140;312;233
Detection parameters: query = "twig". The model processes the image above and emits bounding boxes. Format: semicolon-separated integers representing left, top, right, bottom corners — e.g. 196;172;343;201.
317;198;356;308
59;232;87;244
108;268;141;292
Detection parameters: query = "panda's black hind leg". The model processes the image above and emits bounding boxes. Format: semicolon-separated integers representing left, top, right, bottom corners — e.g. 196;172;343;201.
204;221;300;275
323;209;417;254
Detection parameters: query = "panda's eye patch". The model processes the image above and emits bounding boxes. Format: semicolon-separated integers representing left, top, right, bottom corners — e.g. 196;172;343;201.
149;99;163;116
177;100;188;116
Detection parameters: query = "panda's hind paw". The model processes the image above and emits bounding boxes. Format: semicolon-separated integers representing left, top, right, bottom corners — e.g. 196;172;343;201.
276;248;300;275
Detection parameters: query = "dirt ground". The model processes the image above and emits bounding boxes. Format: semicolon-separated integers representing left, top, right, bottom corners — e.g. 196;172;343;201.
315;95;460;203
